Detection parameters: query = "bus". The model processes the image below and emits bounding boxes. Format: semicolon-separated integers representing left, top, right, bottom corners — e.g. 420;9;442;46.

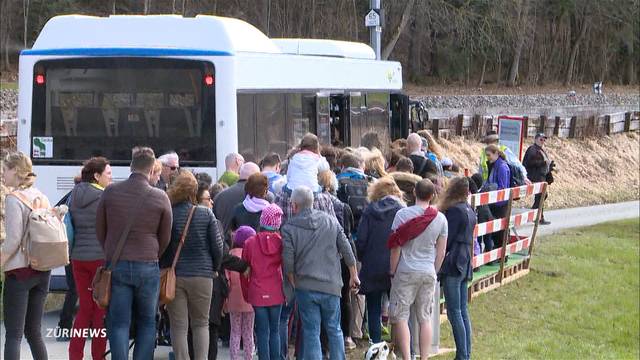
17;14;406;206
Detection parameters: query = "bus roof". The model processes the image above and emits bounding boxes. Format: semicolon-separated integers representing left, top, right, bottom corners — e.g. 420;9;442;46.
26;15;377;59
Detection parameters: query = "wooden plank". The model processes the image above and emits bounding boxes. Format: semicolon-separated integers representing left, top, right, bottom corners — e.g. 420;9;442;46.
605;115;611;135
498;191;515;283
456;114;464;136
527;182;547;258
553;116;560;136
432;118;440;139
624;112;632;132
539;115;547;133
569;116;577;138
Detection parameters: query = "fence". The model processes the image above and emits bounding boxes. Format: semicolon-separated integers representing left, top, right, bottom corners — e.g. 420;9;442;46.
438;182;548;321
426;111;640;140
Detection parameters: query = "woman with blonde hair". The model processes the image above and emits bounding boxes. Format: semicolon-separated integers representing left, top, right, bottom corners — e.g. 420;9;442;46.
356;177;405;343
161;171;224;360
1;151;51;360
365;149;389;179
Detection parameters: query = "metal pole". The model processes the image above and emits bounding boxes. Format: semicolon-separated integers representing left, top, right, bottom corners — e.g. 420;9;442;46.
370;0;381;60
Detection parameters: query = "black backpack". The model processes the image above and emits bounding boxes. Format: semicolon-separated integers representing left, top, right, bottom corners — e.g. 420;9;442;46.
507;161;526;188
337;176;370;227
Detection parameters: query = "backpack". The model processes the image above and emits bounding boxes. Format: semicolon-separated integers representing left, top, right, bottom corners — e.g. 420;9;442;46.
10;192;70;271
507;161;526;188
336;176;370;226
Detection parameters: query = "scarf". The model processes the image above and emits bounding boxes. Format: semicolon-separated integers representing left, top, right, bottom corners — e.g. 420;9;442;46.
387;206;438;249
243;195;270;213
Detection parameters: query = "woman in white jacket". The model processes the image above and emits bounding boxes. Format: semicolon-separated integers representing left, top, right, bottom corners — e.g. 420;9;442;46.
1;151;52;360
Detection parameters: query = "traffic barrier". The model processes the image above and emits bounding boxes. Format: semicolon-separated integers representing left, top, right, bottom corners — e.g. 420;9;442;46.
467;181;548;297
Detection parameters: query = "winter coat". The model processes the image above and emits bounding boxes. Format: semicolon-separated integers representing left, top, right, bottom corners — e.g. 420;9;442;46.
356;196;404;294
281;208;356;299
242;231;285;307
230;203;262;232
522;144;550;182
69;182;105;261
390;172;422;206
226;248;253;313
160;202;224;278
439;202;477;281
409;153;438;178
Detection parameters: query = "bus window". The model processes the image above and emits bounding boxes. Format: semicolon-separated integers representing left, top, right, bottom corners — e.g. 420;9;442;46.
255;94;286;160
287;93;313;152
316;95;331;145
31;58;215;166
237;94;257;161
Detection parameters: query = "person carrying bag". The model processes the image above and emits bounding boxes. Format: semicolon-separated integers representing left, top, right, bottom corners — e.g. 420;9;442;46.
159;205;196;304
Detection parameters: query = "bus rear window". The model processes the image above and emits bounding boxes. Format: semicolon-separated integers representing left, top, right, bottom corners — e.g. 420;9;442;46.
31;58;215;166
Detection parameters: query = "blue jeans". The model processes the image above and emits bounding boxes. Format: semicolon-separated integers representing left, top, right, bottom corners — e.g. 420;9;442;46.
365;291;385;343
106;260;160;360
254;305;282;360
442;275;472;360
280;301;295;359
295;289;345;360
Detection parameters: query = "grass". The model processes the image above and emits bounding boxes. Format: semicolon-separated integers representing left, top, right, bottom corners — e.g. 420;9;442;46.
435;219;640;360
0;81;17;90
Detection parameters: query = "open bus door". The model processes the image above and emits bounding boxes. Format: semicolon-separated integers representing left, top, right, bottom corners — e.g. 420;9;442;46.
315;93;332;145
390;93;409;140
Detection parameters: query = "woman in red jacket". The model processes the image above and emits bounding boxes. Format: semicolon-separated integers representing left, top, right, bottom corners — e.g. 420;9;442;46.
242;204;285;360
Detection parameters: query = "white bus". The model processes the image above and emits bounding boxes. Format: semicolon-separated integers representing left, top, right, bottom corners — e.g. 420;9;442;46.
18;14;405;205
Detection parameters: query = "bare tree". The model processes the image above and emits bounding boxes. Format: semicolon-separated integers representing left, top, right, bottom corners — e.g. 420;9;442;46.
382;0;415;60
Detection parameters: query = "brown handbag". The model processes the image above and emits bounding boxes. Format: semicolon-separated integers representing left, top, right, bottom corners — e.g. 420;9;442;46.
91;188;152;309
159;205;196;305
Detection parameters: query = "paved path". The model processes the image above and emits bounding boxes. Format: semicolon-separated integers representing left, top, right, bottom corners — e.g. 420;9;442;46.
2;201;638;359
519;200;639;237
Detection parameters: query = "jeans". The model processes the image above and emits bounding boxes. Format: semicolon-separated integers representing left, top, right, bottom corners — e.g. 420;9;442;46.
2;271;50;360
58;263;78;330
296;289;345;360
106;260;160;360
254;305;282;360
365;291;384;343
69;259;107;360
280;301;295;359
442;275;472;360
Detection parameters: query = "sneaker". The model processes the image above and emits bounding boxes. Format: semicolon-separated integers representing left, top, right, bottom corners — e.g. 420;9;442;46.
540;219;551;225
345;337;356;350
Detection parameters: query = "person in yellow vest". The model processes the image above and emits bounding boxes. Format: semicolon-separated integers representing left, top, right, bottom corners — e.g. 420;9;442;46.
478;131;530;184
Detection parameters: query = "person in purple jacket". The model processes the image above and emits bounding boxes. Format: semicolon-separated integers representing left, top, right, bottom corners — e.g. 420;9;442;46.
484;144;511;258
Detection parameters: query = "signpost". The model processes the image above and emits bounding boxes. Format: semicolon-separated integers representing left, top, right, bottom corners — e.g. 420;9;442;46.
498;116;525;159
365;1;382;60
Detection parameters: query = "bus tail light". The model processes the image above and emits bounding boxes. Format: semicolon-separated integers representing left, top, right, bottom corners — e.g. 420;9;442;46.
35;74;45;85
204;75;214;86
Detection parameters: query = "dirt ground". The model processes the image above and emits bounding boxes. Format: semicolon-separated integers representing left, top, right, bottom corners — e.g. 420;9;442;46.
439;132;640;209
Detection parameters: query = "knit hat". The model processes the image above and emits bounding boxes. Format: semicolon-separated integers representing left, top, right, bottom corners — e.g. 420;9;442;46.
234;226;256;248
260;204;283;231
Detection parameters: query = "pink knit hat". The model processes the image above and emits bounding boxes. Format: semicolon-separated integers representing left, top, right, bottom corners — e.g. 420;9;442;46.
234;226;256;248
260;204;283;231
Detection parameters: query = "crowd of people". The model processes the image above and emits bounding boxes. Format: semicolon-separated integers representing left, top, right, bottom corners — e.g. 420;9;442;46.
0;129;554;360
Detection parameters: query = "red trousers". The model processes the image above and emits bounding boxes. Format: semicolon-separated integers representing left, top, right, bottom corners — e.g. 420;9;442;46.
69;259;107;360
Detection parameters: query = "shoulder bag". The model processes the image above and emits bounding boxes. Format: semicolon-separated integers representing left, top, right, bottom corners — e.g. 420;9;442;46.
159;205;196;305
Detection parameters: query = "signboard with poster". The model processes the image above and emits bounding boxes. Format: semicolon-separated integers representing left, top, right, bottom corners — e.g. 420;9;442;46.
498;116;525;160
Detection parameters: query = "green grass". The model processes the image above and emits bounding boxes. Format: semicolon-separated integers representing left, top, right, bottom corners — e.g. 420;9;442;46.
0;81;17;90
435;219;640;360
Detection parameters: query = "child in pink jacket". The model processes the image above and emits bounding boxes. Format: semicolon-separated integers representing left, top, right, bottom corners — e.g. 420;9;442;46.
242;204;285;360
226;226;256;360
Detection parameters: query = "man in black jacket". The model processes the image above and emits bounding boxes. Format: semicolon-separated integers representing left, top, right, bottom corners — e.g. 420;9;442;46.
407;133;438;178
522;133;553;225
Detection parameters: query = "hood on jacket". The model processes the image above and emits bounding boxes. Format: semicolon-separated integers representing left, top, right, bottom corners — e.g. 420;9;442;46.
366;196;404;221
390;171;421;185
286;208;322;231
256;231;282;256
71;182;103;209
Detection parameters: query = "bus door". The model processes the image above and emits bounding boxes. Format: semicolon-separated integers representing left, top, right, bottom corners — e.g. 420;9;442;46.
330;94;348;147
349;92;365;147
390;93;410;140
315;94;331;145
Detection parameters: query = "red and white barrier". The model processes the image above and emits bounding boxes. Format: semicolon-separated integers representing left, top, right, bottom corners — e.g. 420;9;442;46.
468;183;546;206
510;209;538;227
473;218;508;237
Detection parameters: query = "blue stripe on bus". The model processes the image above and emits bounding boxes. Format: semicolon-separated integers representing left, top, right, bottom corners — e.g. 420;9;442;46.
21;48;233;57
